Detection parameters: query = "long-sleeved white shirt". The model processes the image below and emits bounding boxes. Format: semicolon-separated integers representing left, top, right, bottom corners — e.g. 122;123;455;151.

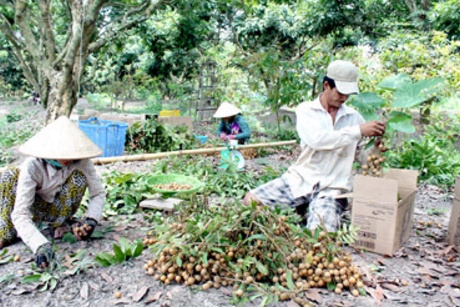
282;97;366;198
11;158;105;253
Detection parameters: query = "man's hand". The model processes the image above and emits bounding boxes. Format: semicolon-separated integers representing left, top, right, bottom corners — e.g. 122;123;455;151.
220;132;227;140
35;243;55;269
360;121;386;137
374;137;388;152
72;218;97;241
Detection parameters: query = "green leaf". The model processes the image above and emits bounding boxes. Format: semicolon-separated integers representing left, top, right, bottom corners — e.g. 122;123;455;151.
176;256;182;267
0;255;14;265
377;74;411;91
201;252;208;265
49;278;58;291
387;112;416;133
118;237;130;254
22;274;42;284
61;233;77;243
392;78;444;108
246;234;266;241
113;244;126;262
350;92;386;110
327;282;336;291
95;252;115;267
0;249;8;257
255;260;269;275
132;241;143;258
286;270;295;291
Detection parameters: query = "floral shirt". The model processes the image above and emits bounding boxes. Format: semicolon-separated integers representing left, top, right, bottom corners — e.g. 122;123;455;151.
11;157;105;253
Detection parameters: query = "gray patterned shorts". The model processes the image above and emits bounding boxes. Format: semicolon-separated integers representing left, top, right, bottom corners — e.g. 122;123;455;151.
250;177;346;232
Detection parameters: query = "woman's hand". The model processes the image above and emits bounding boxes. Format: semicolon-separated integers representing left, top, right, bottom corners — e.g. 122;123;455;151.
35;243;55;269
72;218;97;240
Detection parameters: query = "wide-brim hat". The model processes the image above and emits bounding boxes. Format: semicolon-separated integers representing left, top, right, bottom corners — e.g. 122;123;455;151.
213;102;241;118
326;60;359;95
19;116;103;159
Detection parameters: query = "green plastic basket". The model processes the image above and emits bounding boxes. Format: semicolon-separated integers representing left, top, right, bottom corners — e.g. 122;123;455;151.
147;174;203;197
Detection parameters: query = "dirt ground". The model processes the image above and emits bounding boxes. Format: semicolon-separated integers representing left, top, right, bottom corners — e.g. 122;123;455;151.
0;100;459;307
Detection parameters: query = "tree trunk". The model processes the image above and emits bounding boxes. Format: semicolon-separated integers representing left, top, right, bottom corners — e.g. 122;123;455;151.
0;0;163;123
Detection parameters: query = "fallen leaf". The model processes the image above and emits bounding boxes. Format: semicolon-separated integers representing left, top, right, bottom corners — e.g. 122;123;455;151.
11;288;31;295
132;286;149;302
444;246;455;255
80;282;89;299
380;282;403;292
88;280;100;291
145;291;162;304
220;287;233;296
305;289;322;303
366;285;385;302
101;272;113;283
416;267;438;278
107;298;131;306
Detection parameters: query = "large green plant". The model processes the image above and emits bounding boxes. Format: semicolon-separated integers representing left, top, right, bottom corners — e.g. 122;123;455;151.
125;120;196;154
386;114;460;186
349;73;445;134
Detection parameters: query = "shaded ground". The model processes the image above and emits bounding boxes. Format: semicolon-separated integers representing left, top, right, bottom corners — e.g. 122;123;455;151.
0;99;459;307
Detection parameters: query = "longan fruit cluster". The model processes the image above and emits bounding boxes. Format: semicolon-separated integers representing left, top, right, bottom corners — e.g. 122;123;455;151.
361;153;385;177
142;236;157;246
73;223;92;237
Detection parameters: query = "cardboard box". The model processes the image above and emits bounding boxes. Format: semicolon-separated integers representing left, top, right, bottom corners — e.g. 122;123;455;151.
351;168;418;255
447;177;460;251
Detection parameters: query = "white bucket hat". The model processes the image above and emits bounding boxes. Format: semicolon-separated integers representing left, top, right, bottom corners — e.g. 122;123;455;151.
326;60;359;95
213;102;241;118
19;116;103;159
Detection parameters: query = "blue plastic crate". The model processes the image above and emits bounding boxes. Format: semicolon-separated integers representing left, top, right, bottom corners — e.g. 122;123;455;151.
78;117;128;157
194;135;208;144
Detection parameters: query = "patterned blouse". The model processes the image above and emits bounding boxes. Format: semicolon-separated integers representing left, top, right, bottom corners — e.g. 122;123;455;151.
11;157;105;252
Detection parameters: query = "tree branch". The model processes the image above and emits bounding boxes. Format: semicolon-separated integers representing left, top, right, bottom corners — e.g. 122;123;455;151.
88;0;164;53
39;0;57;62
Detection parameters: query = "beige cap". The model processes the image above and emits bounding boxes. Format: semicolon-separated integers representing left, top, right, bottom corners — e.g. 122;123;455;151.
19;116;103;159
213;102;241;118
326;60;359;95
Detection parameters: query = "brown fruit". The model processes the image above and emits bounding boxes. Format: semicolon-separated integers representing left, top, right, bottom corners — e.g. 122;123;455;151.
114;292;122;299
352;289;359;297
14;255;21;262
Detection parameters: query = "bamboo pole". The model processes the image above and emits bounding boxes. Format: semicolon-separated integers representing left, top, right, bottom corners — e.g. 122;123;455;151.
91;140;298;165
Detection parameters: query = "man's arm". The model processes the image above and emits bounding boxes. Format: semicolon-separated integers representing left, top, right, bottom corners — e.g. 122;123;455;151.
296;104;385;151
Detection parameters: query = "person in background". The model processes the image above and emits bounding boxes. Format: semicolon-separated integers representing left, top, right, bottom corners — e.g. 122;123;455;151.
0;116;105;268
243;60;386;232
214;102;251;144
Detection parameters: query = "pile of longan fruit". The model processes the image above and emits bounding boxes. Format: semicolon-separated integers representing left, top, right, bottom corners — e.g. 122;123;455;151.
142;236;365;299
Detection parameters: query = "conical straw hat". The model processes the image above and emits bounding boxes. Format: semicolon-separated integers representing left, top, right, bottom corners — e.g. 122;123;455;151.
213;102;241;118
19;116;103;159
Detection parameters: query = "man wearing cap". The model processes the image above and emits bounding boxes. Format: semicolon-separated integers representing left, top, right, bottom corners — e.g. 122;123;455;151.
214;102;251;144
244;60;386;232
0;116;105;268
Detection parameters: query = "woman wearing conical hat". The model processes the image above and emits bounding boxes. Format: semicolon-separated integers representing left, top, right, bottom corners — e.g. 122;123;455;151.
0;116;105;268
214;102;251;145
